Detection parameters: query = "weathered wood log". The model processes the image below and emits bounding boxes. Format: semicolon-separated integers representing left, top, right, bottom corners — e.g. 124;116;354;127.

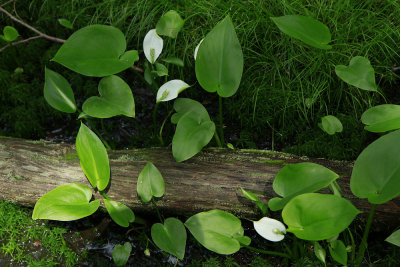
0;137;399;226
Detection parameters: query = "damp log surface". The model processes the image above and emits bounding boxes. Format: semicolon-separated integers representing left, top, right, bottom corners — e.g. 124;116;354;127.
0;137;399;225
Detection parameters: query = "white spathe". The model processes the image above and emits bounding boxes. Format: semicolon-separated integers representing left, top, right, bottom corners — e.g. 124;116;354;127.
194;39;204;60
253;217;286;242
156;80;190;103
143;29;163;64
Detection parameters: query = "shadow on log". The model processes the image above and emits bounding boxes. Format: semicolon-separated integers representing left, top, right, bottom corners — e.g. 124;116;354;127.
0;137;399;226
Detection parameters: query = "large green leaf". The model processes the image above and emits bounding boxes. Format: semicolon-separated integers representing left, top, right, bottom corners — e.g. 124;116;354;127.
82;75;135;118
52;25;139;77
137;162;165;203
151;218;187;260
351;129;400;204
385;229;400;247
172;111;215;162
185;210;247;255
1;26;19;42
171;98;210;124
282;193;360;240
269;163;339;211
76;123;110;191
32;183;100;220
335;56;377;91
112;242;132;266
361;104;400;133
318;115;343;135
44;68;77;113
104;199;135;227
156;10;184;39
270;15;332;49
195;15;243;97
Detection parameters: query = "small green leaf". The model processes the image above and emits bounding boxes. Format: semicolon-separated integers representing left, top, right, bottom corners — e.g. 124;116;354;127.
318;115;343;135
76;123;110;191
195;15;243;97
162;57;184;67
351;129;400;204
313;241;326;264
82;75;135;118
58;18;73;29
385;229;400;247
44;68;76;113
171;98;210;124
2;26;19;42
270;15;332;49
172;111;215;162
53;25;139;77
335;56;377;91
156;10;184;39
151;218;187;260
269;163;339;211
137;162;165;203
104;199;135;227
241;187;267;215
362;104;400;132
227;143;234;150
185;210;246;255
156;80;190;103
152;63;168;77
112;242;132;266
329;240;347;265
282;193;360;241
143;29;163;64
32;183;100;220
144;66;153;85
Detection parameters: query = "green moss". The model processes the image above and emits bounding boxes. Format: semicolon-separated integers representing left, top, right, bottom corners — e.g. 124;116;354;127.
62;153;79;161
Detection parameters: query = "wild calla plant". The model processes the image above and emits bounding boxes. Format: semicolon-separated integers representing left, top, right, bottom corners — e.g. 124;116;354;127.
361;104;400;132
318;115;343;135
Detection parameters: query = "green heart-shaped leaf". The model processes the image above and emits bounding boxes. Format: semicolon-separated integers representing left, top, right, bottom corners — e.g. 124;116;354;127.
195;15;243;97
58;18;73;29
2;26;19;42
270;15;332;49
137;162;165;203
335;56;377;91
172;111;215;162
329;240;347;265
104;199;135;227
361;104;400;132
44;68;76;113
53;25;139;77
156;10;184;39
269;163;339;211
282;193;360;241
112;242;132;266
318;115;343;135
385;229;400;247
171;98;210;124
151;218;187;260
185;210;246;255
162;57;184;67
76;123;110;191
351;129;400;204
82;75;134;118
32;183;100;220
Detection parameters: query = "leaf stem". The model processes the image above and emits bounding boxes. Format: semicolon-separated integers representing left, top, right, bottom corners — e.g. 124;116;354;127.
218;96;225;147
355;203;376;266
151;197;163;223
84;118;112;150
153;102;160;141
242;244;291;259
100;191;110;200
159;108;174;145
213;131;222;147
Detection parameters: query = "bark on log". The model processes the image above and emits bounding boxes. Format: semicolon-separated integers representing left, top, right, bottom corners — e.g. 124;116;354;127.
0;137;399;226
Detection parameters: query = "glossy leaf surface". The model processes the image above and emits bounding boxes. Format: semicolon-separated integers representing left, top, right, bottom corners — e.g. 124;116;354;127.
137;162;165;203
82;75;135;118
156;80;190;103
76;123;110;191
329;240;347;265
361;104;400;132
32;183;100;220
318;115;343;135
151;218;187;260
1;26;19;42
112;242;132;266
156;10;184;39
269;163;339;211
282;193;359;240
53;25;138;77
44;68;76;113
185;210;246;255
104;199;135;227
351;129;400;204
385;229;400;247
195;16;243;97
171;98;210;124
58;18;73;29
270;15;332;49
335;56;377;91
143;29;163;64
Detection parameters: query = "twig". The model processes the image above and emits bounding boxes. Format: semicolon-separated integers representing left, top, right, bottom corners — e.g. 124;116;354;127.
1;0;14;8
0;6;65;43
131;65;144;73
0;35;41;52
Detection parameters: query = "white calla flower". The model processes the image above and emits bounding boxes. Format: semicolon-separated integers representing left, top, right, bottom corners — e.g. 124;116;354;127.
156;80;190;103
194;39;204;60
143;29;163;64
253;217;286;242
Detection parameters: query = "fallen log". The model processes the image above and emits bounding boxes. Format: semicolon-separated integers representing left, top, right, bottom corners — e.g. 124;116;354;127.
0;137;399;226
